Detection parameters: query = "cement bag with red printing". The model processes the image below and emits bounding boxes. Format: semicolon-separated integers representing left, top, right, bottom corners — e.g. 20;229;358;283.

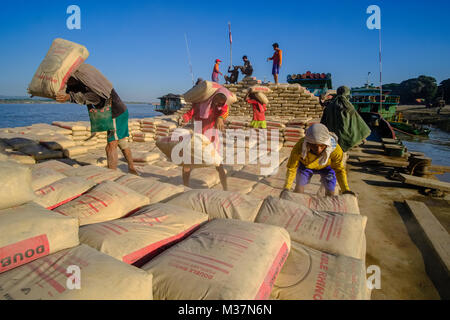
156;130;223;168
248;85;272;94
166;189;264;222
270;242;371;300
255;197;367;259
34;176;97;210
53;181;150;226
79;203;208;265
0;202;79;274
0;245;153;300
0;160;36;210
31;167;67;191
142;219;290;300
115;174;184;204
27;38;89;99
62;165;125;184
281;192;360;215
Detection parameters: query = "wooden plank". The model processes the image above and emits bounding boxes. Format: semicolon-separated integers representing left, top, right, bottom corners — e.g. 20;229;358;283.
358;157;409;168
405;200;450;275
400;173;450;192
430;165;450;173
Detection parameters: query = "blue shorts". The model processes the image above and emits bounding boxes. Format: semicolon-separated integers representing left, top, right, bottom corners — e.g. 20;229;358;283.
295;163;337;192
272;63;280;75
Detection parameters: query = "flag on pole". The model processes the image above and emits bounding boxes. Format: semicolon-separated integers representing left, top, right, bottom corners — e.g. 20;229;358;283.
228;22;232;44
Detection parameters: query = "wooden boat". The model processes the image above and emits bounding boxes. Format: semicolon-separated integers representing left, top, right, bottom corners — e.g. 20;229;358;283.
359;112;396;142
156;94;186;115
388;121;431;136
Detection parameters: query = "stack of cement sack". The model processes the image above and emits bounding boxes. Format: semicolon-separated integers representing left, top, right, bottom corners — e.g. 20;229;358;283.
224;78;322;120
163;189;370;300
0;158;154;299
0;146;371;300
155;121;177;140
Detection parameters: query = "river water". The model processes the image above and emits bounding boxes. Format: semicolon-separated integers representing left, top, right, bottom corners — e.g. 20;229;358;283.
395;127;450;182
1;103;450;182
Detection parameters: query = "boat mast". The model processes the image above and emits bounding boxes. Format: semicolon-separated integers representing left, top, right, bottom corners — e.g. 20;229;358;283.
379;26;383;112
184;33;194;86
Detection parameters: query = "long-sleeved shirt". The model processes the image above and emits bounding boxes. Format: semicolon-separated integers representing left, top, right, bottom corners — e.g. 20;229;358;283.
284;138;350;192
182;103;229;134
247;99;267;121
270;49;282;66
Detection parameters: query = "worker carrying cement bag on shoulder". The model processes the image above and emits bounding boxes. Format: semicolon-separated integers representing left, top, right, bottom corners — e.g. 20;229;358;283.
282;123;355;197
181;87;230;190
320;86;371;153
55;64;139;175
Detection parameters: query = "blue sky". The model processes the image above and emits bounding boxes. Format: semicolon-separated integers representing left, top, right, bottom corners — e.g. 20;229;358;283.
0;0;449;102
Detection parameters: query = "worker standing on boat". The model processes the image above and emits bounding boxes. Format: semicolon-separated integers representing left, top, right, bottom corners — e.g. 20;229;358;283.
321;86;371;153
55;64;139;175
212;59;223;83
267;43;282;84
282;124;354;196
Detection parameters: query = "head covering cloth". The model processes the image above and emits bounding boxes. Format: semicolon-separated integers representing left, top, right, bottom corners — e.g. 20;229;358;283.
70;64;114;99
301;124;338;166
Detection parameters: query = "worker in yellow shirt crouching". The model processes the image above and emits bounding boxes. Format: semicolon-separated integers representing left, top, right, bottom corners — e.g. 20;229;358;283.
283;123;355;197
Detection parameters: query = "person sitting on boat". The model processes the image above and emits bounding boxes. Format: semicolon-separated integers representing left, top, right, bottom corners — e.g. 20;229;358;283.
55;64;139;175
181;87;229;191
320;86;371;152
282;124;354;197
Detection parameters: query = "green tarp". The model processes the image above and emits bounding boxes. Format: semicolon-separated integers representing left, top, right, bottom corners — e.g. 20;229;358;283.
321;86;371;152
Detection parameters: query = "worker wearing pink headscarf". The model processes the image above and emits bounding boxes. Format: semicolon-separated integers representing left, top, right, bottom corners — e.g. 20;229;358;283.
181;87;230;190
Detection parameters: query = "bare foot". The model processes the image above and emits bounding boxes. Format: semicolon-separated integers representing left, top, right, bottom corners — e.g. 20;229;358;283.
129;168;140;176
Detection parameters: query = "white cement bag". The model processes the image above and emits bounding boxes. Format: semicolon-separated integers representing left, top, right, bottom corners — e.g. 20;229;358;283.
31;167;67;191
156;131;222;168
79;203;207;265
34;176;97;210
255;197;367;259
255;92;269;105
64;146;88;157
167;189;264;222
0;245;153;300
142;219;290;300
0;161;36;210
183;80;222;103
62;165;125;184
115;174;184;204
33;159;74;173
271;242;370;300
53;181;150;226
28;38;89;99
281;192;360;214
0;202;79;274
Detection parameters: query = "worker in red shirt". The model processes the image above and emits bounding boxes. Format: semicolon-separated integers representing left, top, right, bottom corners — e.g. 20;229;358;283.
246;92;267;129
212;59;223;83
181;87;230;190
267;43;282;84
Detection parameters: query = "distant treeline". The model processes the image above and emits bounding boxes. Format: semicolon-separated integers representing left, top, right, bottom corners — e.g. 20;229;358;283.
384;76;450;104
